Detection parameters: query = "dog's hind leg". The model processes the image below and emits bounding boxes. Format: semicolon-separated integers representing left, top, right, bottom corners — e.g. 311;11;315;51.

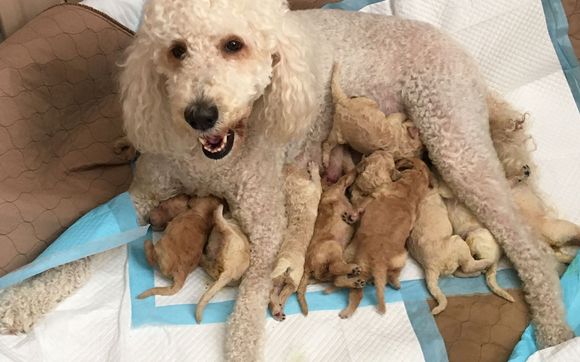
296;269;310;316
137;271;186;299
373;270;387;315
339;288;363;319
404;71;572;346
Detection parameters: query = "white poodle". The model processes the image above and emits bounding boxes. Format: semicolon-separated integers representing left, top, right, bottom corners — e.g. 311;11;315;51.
120;0;571;359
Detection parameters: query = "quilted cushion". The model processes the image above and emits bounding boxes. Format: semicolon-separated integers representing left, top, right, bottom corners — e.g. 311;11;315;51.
0;4;134;277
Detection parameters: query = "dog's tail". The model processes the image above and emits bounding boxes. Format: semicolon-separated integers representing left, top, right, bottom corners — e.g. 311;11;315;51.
485;264;515;302
143;239;158;269
331;63;348;102
297;269;310;316
196;270;234;323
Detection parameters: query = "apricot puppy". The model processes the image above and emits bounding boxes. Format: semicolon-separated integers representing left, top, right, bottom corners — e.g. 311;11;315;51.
196;204;250;323
408;186;493;315
270;162;322;321
297;171;362;315
149;194;191;231
138;196;222;299
337;158;430;318
322;63;423;169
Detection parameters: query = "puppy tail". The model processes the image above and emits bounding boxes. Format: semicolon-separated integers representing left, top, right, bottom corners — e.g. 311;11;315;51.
485;264;515;302
196;271;234;323
297;270;310;316
143;239;158;269
331;63;348;102
373;271;387;315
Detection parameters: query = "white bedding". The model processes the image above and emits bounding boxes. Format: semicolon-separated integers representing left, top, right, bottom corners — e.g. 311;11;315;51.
1;0;579;361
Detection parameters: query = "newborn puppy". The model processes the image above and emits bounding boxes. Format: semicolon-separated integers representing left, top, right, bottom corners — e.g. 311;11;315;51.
270;162;322;321
138;196;222;299
438;182;515;303
297;171;362;315
322;63;423;169
149;194;191;231
408;186;494;315
323;144;357;186
196;204;250;323
336;158;430;318
349;150;397;205
511;177;580;261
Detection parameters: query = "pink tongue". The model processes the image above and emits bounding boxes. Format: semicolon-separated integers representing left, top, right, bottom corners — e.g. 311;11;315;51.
205;135;223;146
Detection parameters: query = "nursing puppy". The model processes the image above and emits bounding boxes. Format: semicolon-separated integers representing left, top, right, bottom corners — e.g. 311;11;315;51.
322;64;423;169
438;182;516;303
349;150;397;205
408;186;494;315
336;158;430;318
297;171;362;315
270;162;322;321
511;180;580;261
138;196;222;299
196;204;250;323
148;194;191;231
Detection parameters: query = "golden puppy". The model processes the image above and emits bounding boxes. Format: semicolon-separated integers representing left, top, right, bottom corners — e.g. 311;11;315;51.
408;186;494;315
297;171;362;315
438;181;516;303
138;196;222;299
336;158;430;318
270;162;322;321
511;179;580;261
149;194;191;231
349;150;397;205
196;204;250;323
322;63;423;169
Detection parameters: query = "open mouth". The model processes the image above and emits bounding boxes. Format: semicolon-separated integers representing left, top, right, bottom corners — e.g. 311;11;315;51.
198;130;235;160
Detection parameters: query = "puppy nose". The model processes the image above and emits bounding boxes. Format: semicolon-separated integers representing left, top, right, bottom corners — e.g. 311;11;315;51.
184;101;219;131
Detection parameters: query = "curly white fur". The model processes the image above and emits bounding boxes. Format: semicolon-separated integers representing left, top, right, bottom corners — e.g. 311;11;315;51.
121;1;572;358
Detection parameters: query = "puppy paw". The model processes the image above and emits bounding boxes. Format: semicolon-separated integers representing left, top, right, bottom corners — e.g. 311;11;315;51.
347;265;361;277
272;311;286;322
339;310;352;319
341;212;357;225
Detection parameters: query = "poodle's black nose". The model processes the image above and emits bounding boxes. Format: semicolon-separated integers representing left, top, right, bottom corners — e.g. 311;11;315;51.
184;101;219;131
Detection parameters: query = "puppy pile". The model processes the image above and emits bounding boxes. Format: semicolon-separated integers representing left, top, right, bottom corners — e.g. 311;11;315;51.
139;63;580;322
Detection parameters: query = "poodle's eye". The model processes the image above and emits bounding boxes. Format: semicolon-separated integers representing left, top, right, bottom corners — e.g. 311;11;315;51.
224;38;244;53
170;42;187;60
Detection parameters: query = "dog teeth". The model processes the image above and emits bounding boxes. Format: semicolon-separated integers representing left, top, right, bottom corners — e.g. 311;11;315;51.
199;134;227;153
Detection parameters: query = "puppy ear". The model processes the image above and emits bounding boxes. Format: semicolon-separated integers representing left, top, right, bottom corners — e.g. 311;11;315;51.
395;158;414;171
390;169;402;181
119;36;171;154
262;15;319;142
406;125;420;140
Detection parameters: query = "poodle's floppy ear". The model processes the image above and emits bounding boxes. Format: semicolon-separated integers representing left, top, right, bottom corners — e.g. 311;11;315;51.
262;15;319;142
119;37;170;154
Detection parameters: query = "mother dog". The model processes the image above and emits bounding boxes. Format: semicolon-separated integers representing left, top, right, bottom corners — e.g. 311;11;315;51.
120;0;572;359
